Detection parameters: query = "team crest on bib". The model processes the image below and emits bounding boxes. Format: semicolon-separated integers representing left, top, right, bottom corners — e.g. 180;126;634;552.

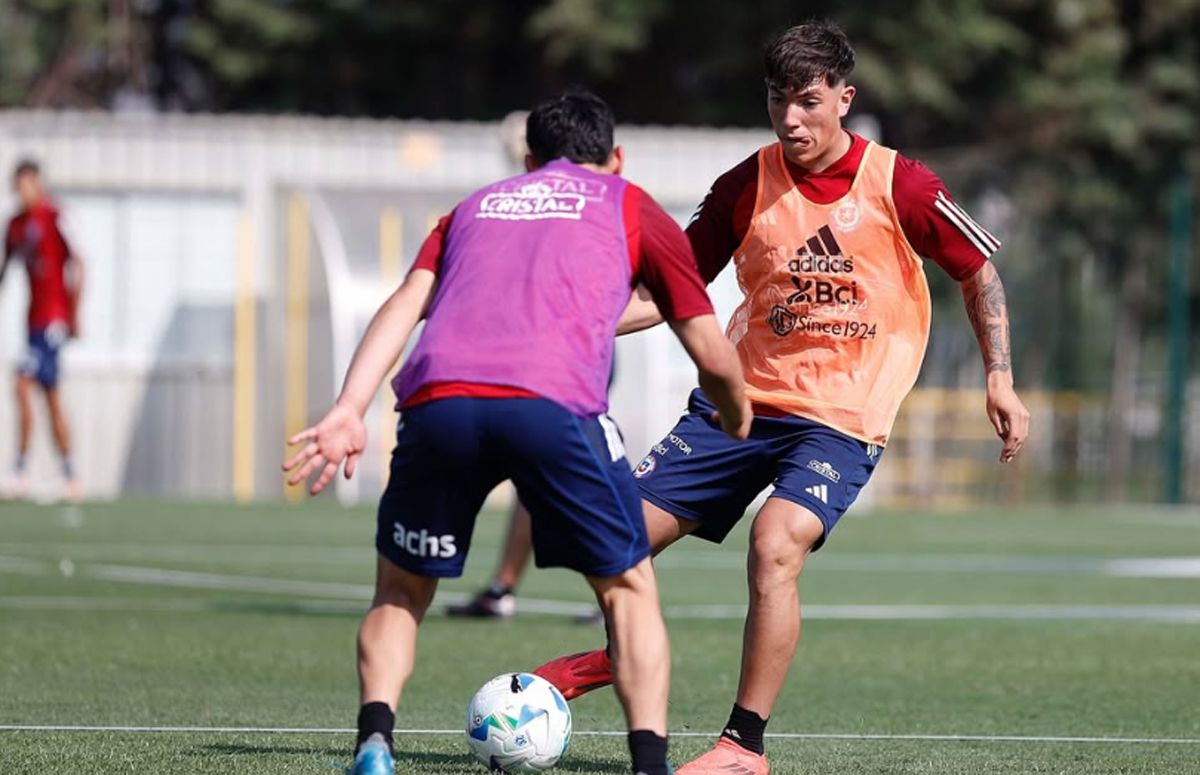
832;198;862;232
633;455;657;479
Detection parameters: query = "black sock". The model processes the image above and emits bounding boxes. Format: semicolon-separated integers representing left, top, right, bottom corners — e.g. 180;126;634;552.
483;581;512;599
720;703;767;755
628;730;669;775
355;702;395;753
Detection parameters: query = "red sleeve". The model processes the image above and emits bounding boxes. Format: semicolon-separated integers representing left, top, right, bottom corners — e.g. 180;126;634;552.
684;152;759;283
625;185;715;321
410;210;453;275
893;155;999;282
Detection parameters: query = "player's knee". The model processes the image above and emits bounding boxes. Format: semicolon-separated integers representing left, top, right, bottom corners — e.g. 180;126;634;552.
749;517;822;587
592;559;657;608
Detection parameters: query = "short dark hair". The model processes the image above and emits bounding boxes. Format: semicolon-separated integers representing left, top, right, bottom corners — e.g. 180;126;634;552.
764;20;855;91
525;88;615;166
13;158;40;180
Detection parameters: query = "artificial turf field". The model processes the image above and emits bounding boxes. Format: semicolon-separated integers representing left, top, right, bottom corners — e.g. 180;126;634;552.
1;498;1199;774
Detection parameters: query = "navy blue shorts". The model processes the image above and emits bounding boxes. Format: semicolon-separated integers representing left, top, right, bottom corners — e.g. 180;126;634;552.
19;324;67;388
377;397;649;578
633;389;883;550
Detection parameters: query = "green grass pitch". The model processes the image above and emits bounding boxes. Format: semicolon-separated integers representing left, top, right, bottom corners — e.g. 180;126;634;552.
2;498;1199;773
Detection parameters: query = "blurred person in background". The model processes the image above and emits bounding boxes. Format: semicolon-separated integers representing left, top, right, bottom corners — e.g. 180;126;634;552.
446;499;530;618
1;159;84;502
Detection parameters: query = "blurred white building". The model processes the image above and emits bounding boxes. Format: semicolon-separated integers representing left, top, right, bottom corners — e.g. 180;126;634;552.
0;110;769;503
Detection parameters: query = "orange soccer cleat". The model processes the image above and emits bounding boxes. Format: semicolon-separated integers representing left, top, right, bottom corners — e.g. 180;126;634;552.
532;649;612;701
677;737;769;775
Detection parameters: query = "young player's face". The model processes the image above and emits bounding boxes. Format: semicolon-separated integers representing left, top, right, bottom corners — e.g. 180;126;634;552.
14;172;43;209
767;79;855;169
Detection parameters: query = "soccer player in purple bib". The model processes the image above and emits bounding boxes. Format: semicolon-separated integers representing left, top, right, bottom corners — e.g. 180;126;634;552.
284;89;750;775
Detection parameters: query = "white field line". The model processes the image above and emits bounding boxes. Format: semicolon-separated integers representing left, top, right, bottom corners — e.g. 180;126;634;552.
4;593;1200;623
7;544;1200;577
4;557;1200;622
1;725;1199;745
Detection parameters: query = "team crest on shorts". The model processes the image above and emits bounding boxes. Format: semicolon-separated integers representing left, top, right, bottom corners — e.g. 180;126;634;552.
633;455;657;479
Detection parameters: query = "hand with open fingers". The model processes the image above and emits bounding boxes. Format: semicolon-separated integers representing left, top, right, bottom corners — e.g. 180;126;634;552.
712;396;754;441
986;381;1030;464
282;403;367;495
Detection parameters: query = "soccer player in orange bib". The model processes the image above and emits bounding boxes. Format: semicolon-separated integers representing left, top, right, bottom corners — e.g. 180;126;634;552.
535;21;1030;775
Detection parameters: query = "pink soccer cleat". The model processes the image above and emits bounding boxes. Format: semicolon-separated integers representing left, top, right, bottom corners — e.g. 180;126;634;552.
677;737;769;775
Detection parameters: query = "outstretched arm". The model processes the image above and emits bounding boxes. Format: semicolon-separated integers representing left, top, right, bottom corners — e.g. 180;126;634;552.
283;268;437;494
960;260;1030;463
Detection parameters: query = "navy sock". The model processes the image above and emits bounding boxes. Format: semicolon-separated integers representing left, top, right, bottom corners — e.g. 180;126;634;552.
61;457;74;479
628;729;669;775
356;702;395;753
15;453;27;474
720;703;767;755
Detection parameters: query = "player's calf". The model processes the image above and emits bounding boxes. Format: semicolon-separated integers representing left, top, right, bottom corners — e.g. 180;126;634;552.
587;559;671;775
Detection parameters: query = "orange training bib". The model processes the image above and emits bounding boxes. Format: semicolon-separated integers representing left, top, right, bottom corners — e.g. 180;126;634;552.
726;141;931;445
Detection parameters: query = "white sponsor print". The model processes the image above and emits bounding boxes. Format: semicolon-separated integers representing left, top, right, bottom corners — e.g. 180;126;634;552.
804;484;829;504
476;172;608;222
392;522;457;559
668;434;692;455
806;460;842;482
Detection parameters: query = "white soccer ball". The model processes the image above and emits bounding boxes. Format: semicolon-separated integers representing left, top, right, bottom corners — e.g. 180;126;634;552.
466;672;572;772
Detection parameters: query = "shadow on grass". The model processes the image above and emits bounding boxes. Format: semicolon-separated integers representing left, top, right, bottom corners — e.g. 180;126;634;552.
400;750;625;774
191;743;624;774
194;742;345;757
209;600;364;618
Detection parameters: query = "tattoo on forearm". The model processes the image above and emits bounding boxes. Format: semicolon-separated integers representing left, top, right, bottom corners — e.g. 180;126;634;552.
963;265;1012;373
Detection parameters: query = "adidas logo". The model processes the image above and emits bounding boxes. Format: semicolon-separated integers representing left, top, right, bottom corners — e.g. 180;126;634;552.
788;225;855;274
804;484;828;504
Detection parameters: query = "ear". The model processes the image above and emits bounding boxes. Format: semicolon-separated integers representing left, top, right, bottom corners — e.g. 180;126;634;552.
838;85;856;118
605;146;625;176
524;153;539;172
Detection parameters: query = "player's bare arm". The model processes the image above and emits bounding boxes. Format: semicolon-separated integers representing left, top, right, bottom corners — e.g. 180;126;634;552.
960;260;1030;463
284;267;437;494
65;252;85;337
669;313;751;439
617;284;664;335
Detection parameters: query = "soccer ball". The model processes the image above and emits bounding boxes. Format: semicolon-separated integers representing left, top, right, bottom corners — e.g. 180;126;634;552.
466;672;572;772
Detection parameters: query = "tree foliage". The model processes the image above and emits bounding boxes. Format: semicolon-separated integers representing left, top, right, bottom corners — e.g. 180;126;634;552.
1;0;1196;400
